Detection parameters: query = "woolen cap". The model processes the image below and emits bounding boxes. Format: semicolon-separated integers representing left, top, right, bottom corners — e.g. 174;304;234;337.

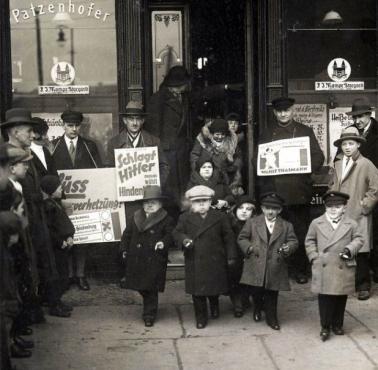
333;126;366;147
260;192;285;208
323;190;349;206
346;97;374;116
185;185;215;201
1;108;40;130
142;186;167;201
271;97;295;110
209;118;229;134
61;110;83;124
164;66;190;87
120;101;147;117
40;175;61;195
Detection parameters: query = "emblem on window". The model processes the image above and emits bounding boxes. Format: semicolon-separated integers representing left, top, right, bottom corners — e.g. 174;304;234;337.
51;62;75;86
327;58;351;82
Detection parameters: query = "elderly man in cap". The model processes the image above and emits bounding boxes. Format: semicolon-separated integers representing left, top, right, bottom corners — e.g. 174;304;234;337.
330;126;378;300
345;98;378;283
257;97;325;284
52;110;103;291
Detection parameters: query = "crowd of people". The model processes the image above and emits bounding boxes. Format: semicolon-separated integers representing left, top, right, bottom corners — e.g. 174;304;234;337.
1;65;378;368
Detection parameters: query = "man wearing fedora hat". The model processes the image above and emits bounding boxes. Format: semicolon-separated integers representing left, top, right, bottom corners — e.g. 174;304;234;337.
345;98;378;283
120;186;174;327
257;97;325;284
330;126;378;300
52;110;103;291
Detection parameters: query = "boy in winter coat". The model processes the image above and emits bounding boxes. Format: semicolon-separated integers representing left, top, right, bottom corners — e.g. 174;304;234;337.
40;175;75;317
305;191;363;341
120;186;174;327
173;185;237;329
238;192;298;330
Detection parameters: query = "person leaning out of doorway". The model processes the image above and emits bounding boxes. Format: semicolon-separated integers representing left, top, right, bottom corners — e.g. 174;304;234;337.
329;126;378;301
238;192;298;331
52;110;103;291
120;186;174;327
305;191;363;341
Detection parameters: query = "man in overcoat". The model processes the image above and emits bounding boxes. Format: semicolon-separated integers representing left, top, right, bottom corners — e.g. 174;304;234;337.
330;126;378;300
305;191;364;341
120;186;174;327
257;97;324;284
173;185;237;329
52;110;103;290
345;98;378;283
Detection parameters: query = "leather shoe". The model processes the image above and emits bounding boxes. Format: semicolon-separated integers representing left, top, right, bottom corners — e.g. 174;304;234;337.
320;327;330;341
196;321;207;329
267;320;280;330
295;274;308;284
332;327;344;335
18;327;33;336
14;336;34;349
49;305;71;318
10;343;32;358
58;301;73;312
78;277;90;291
68;277;78;286
358;290;370;300
253;309;262;322
144;319;154;327
234;310;243;318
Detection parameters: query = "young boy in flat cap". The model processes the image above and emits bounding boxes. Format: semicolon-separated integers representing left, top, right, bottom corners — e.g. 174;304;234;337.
305;191;363;341
238;192;298;330
173;185;237;329
120;186;174;327
330;126;378;300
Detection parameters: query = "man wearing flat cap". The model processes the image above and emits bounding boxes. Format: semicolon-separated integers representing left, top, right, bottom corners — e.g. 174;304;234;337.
345;98;378;283
52;110;103;291
257;97;325;284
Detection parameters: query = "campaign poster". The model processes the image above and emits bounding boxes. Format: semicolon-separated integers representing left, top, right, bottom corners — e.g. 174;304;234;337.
257;137;311;176
293;104;327;163
57;168;125;244
115;147;161;201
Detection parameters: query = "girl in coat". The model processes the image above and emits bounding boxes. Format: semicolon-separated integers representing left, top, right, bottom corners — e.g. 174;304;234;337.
173;185;237;329
305;191;363;341
187;158;234;211
330;126;378;300
238;192;298;330
228;195;256;317
120;186;174;327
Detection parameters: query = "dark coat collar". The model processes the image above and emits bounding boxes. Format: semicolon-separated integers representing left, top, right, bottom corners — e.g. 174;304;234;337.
186;209;223;240
134;208;168;232
255;213;284;245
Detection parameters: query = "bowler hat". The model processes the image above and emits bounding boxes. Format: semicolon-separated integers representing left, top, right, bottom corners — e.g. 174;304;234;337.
164;66;190;87
271;97;295;111
32;117;49;135
185;185;215;201
209;118;229;134
120;101;147;117
1;108;39;130
346;97;374;116
61;110;83;124
260;192;285;208
40;175;61;195
142;186;167;201
333;126;366;147
9;148;33;165
323;190;349;206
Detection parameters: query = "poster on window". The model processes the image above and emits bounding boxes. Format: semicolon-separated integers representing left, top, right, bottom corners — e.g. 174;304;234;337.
57;168;125;244
115;147;161;201
293;104;327;164
257;137;311;176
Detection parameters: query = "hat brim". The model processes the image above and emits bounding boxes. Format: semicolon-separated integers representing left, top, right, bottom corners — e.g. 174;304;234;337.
120;112;148;117
1;119;40;130
189;196;213;201
261;201;283;208
142;195;167;201
346;108;374;116
165;79;190;87
333;135;366;147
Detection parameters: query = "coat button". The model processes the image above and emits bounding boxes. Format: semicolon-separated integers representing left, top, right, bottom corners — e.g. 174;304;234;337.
136;243;142;248
150;230;155;234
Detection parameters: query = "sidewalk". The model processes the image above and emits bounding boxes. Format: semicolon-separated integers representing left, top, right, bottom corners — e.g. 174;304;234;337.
13;280;378;370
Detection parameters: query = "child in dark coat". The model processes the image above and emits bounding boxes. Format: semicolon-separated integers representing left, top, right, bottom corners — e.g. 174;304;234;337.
120;186;174;327
238;192;298;330
40;175;75;317
173;185;237;329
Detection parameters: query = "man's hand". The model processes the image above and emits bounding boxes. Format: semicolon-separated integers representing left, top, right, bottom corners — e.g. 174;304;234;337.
339;248;352;261
183;239;193;249
155;241;164;251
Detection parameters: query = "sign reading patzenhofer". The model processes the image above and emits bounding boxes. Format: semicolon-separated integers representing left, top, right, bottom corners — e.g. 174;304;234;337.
115;147;161;201
257;137;311;176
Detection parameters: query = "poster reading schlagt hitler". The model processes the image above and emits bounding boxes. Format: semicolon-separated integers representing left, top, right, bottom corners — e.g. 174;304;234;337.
115;147;161;202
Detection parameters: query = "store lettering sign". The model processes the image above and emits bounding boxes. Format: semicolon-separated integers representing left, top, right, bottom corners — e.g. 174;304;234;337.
12;1;111;23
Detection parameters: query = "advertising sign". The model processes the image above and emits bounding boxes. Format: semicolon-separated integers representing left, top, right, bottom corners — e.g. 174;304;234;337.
115;147;160;201
58;168;125;244
257;137;311;176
